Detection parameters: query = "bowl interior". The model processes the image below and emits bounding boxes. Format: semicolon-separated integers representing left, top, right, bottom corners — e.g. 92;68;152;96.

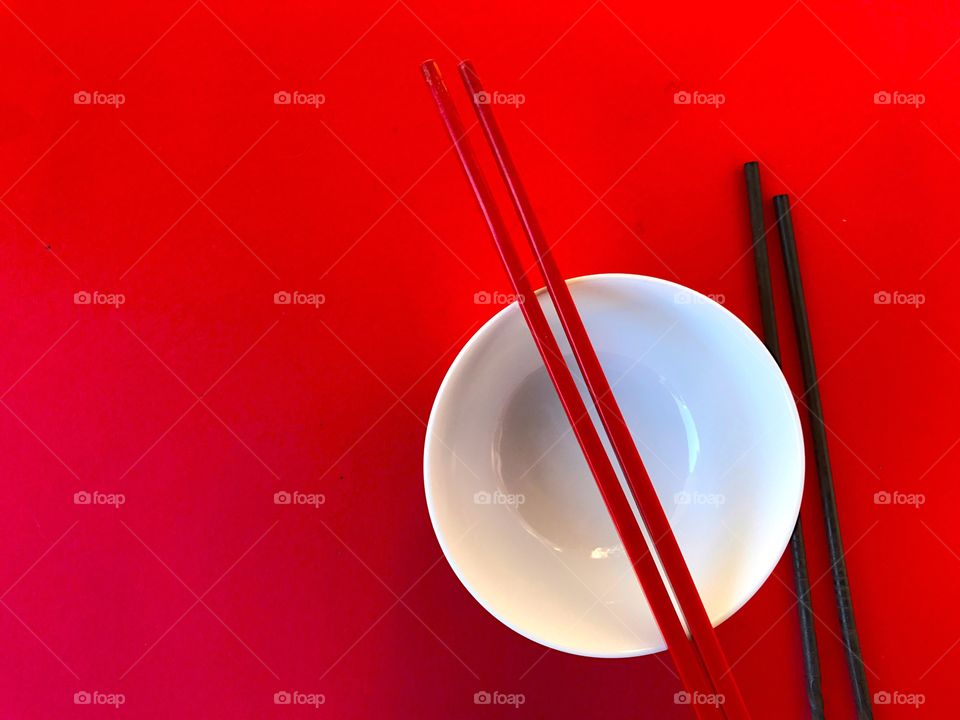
424;274;803;657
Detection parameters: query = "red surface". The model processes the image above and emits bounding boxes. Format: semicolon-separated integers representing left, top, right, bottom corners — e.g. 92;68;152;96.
0;1;956;717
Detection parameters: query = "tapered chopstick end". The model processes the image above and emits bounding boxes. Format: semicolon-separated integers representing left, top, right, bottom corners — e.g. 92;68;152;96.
420;59;443;87
773;194;791;213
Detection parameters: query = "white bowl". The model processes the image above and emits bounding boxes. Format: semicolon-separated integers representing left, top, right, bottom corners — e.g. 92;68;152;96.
424;274;803;658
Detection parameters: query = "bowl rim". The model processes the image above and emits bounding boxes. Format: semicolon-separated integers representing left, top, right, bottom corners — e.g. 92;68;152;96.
423;273;804;658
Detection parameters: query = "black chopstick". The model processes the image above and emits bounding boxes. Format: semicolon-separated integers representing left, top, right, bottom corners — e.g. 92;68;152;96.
774;194;874;720
744;164;824;720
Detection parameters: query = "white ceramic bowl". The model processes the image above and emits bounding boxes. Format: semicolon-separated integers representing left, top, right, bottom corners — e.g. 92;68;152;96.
424;274;803;658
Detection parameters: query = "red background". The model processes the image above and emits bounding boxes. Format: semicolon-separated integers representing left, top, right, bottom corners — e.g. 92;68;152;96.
0;0;957;717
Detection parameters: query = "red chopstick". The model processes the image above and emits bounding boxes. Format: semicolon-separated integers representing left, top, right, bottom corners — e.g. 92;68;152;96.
457;61;750;720
422;59;733;719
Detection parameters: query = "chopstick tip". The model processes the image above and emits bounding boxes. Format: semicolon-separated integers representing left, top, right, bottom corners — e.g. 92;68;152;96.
420;59;442;86
457;59;481;90
773;194;792;218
